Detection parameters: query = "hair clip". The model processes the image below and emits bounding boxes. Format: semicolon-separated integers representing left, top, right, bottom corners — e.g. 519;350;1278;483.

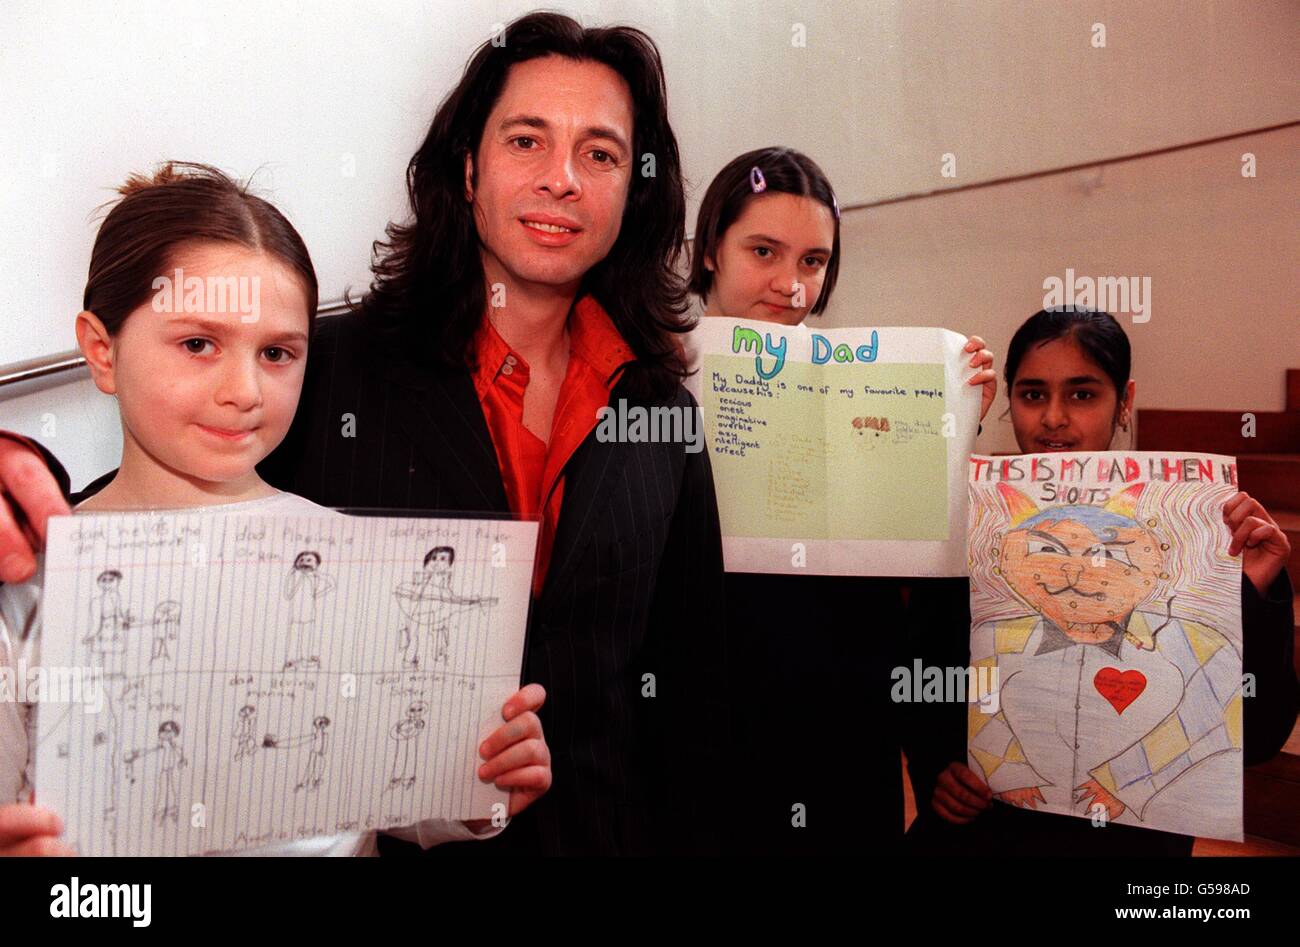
749;166;767;194
831;193;840;221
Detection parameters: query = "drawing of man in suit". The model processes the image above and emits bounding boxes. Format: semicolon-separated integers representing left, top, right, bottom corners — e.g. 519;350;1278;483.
970;483;1241;825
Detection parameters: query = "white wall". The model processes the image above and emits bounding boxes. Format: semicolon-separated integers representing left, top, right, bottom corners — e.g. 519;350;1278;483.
2;0;1297;487
821;125;1300;455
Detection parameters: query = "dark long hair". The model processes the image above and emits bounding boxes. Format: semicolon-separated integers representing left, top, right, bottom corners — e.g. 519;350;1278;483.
688;147;841;315
1005;307;1131;398
361;12;690;400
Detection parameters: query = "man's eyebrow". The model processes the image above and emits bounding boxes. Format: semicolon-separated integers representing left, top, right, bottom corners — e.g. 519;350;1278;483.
498;115;630;153
583;125;630;152
499;114;549;131
1027;530;1069;547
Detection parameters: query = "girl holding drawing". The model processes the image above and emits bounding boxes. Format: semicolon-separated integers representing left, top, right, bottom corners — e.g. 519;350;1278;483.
689;147;997;852
0;163;552;856
905;307;1297;854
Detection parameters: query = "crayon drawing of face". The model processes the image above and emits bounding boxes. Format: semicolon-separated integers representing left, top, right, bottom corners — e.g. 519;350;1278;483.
996;483;1165;640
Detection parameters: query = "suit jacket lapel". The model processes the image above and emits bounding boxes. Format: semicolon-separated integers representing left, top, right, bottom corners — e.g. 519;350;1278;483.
381;341;644;597
541;384;637;599
381;354;510;515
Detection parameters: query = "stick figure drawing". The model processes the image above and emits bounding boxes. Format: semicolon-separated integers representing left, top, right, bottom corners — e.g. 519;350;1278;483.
123;720;187;826
387;702;428;790
282;551;336;670
263;715;332;793
394;547;497;669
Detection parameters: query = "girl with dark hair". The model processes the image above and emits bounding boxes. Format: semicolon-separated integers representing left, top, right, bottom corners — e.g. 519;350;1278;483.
690;146;996;397
0;163;551;857
689;147;842;323
905;307;1297;856
690;147;997;853
1001;307;1135;453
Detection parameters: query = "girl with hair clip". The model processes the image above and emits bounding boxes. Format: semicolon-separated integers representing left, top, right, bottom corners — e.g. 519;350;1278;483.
0;162;552;856
688;146;998;853
905;307;1297;855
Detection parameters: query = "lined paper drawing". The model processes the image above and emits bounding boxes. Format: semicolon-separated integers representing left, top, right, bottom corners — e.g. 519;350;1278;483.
36;511;538;856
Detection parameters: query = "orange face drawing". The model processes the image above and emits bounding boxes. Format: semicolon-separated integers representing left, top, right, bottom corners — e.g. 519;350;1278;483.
996;483;1165;641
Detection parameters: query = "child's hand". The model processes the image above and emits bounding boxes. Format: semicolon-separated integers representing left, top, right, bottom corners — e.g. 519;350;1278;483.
475;683;551;818
963;336;997;423
0;803;76;856
1223;492;1291;595
931;761;993;824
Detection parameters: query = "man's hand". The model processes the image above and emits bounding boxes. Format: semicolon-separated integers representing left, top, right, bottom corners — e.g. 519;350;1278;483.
467;683;551;826
0;437;69;582
931;761;994;824
0;803;75;857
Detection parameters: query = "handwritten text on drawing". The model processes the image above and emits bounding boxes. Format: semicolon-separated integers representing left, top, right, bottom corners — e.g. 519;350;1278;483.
732;325;878;380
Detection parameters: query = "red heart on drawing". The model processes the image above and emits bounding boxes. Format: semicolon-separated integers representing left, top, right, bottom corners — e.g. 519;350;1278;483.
1094;668;1146;714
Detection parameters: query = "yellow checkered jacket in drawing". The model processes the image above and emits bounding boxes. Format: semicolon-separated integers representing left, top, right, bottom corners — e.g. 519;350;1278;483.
968;608;1242;819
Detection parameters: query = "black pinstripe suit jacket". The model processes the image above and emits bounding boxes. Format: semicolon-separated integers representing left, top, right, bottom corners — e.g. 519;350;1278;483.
254;310;730;855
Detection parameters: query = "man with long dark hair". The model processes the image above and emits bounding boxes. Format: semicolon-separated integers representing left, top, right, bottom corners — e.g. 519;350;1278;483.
1;12;727;855
360;13;692;402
